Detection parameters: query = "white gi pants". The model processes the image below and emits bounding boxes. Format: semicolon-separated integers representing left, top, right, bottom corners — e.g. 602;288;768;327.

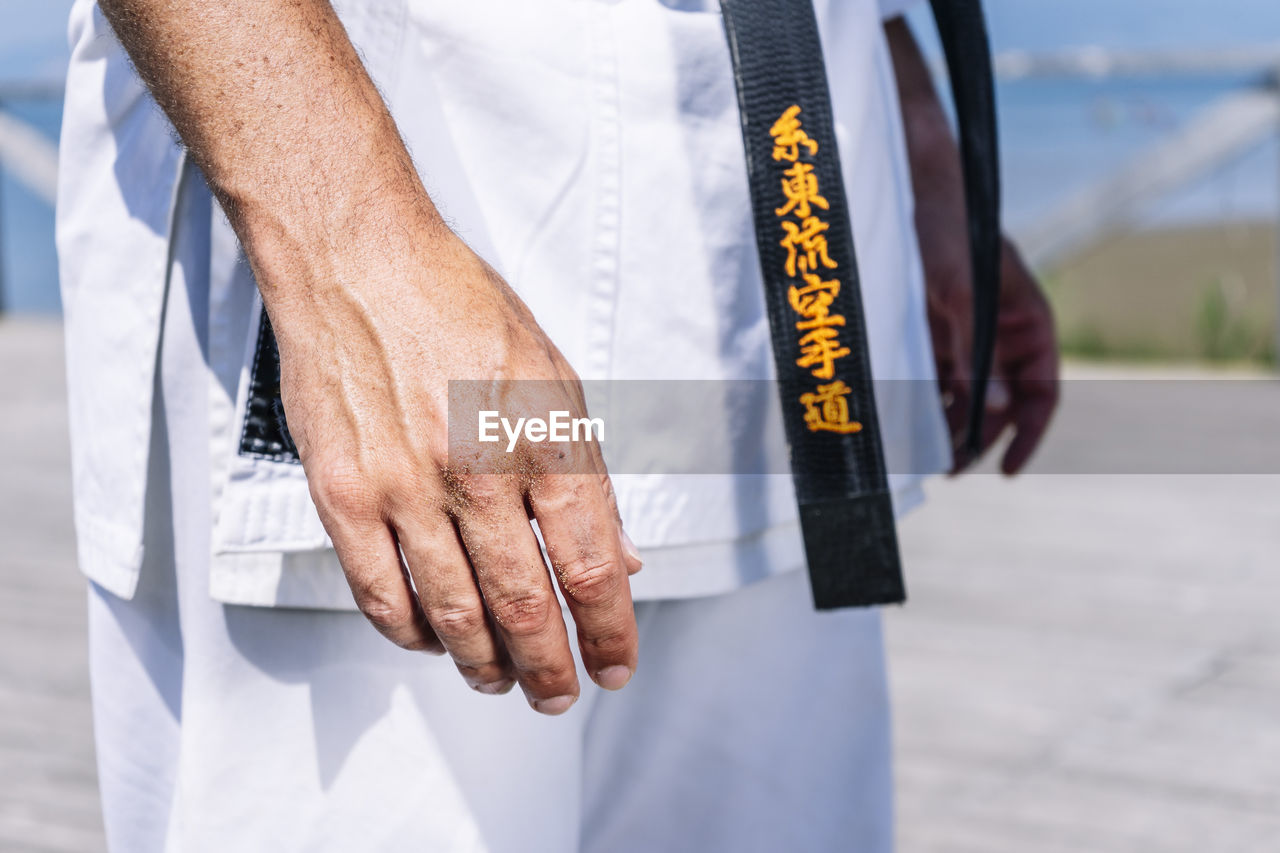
85;183;895;853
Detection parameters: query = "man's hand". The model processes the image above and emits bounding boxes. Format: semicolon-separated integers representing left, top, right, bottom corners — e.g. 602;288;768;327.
100;0;640;713
886;17;1059;474
279;230;643;713
922;237;1059;474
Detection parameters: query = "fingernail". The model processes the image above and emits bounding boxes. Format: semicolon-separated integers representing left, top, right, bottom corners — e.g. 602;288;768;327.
595;665;633;691
620;529;643;566
532;694;577;716
472;679;516;696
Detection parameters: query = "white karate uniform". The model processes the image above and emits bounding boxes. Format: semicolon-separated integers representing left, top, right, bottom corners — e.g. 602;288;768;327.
59;0;944;849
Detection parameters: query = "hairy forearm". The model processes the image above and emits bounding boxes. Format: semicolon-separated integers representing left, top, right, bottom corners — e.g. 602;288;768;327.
99;0;443;305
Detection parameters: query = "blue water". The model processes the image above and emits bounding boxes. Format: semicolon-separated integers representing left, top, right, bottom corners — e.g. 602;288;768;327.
4;0;1280;312
907;0;1280;231
1;0;70;313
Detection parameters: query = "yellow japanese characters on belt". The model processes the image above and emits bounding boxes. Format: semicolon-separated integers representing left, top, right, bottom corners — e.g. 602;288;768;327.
770;105;862;436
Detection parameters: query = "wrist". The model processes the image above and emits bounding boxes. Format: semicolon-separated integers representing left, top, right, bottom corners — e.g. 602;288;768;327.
224;152;454;313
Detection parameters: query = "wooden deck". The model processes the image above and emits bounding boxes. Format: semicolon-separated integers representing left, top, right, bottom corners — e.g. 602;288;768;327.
0;319;104;852
2;317;1278;851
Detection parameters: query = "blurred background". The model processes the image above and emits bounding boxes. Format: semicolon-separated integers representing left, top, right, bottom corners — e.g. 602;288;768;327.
1;1;1278;850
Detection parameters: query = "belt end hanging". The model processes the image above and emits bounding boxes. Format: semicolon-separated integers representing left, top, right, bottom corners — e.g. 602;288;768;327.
800;495;906;610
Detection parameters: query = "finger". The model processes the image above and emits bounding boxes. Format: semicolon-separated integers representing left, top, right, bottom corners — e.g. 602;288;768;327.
455;485;580;715
950;408;1010;474
397;513;516;695
309;468;443;652
620;530;643;577
994;262;1060;474
932;312;974;462
943;378;970;458
590;450;642;576
949;379;1016;475
1001;368;1059;474
603;477;644;577
1001;394;1054;475
977;402;1013;455
529;472;639;692
335;520;443;653
944;376;974;474
560;376;643;577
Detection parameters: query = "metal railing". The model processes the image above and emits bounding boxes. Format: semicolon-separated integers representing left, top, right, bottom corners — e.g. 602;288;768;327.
991;47;1280;367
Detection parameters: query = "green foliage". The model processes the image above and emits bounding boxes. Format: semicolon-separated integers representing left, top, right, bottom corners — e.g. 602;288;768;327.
1047;261;1276;368
1057;323;1169;362
1194;276;1267;363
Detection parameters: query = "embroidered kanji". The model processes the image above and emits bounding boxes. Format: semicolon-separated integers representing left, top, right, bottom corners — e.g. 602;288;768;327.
796;327;851;380
776;162;829;220
799;381;863;434
780;216;837;277
769;104;819;163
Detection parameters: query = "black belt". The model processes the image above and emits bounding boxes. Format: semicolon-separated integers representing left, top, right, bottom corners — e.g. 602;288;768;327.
719;0;1001;610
